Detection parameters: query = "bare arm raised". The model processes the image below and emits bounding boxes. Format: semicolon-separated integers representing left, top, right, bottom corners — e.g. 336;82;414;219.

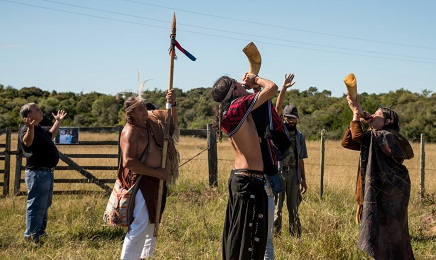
276;73;295;116
49;110;67;139
242;73;278;111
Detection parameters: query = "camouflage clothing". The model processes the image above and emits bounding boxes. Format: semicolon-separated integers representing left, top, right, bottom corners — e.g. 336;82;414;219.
281;129;297;169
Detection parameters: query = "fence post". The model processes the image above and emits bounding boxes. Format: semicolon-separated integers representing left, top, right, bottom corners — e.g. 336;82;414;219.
320;129;326;199
3;128;11;196
14;136;23;195
207;124;218;187
420;133;425;201
117;126;122;168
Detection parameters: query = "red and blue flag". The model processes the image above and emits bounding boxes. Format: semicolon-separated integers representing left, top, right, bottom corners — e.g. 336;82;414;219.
170;40;196;61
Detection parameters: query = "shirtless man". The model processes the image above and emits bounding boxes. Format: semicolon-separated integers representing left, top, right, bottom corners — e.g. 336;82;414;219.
119;89;177;260
212;73;278;260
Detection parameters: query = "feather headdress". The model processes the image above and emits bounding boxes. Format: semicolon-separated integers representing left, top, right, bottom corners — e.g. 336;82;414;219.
125;71;153;112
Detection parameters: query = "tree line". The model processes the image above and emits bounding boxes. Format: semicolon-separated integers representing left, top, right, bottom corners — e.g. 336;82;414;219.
1;84;434;142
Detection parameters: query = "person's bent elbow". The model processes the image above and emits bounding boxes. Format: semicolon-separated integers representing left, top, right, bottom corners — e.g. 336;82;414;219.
23;140;33;147
262;82;278;99
122;157;135;169
266;82;278;93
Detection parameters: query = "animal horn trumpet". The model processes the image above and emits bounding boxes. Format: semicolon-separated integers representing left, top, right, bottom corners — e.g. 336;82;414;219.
243;42;261;75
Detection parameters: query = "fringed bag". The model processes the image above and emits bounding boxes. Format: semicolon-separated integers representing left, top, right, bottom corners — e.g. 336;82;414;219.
103;177;141;227
103;127;150;227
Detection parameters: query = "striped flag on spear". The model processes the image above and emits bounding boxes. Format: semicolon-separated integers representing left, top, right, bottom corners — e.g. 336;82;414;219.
169;40;196;61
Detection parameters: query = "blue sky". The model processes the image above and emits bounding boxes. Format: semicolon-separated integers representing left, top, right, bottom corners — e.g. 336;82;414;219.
1;0;435;97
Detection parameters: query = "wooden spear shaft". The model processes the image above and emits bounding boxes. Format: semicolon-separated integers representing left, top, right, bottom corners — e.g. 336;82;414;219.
154;12;176;237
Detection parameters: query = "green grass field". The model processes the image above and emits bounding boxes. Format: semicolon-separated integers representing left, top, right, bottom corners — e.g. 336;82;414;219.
0;133;435;259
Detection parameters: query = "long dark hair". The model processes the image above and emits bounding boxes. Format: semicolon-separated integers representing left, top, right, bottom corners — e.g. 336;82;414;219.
212;76;235;141
211;76;235;133
380;107;400;132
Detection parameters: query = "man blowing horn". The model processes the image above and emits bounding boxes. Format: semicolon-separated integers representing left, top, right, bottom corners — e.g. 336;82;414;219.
212;73;278;260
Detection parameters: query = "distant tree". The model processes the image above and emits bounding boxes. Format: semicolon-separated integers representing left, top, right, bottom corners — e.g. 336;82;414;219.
18;86;50;99
91;95;120;126
1;83;434;142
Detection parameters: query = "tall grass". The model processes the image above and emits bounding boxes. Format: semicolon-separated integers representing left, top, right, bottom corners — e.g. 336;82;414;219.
0;133;435;259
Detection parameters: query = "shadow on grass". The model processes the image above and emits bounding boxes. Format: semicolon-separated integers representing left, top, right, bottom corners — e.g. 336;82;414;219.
14;190;108;196
69;226;126;241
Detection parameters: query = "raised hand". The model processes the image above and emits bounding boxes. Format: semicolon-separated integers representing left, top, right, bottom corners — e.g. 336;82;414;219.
283;73;295;89
346;94;361;115
52;110;67;122
242;72;257;87
22;117;35;127
166;89;177;104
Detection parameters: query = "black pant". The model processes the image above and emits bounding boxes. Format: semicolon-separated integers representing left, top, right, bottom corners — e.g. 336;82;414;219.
222;170;268;260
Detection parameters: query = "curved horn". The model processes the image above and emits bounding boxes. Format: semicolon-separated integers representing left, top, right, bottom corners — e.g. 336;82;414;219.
343;73;357;100
243;42;261;75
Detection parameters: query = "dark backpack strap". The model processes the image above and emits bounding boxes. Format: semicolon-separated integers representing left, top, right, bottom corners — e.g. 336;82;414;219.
126;126;151;225
132;126;151;179
138;126;151;163
263;100;274;163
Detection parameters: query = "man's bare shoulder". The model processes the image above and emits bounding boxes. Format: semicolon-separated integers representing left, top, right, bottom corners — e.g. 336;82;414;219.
121;124;145;141
121;124;133;135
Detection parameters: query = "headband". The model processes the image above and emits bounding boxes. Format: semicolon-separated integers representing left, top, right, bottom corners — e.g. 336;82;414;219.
221;84;236;104
125;99;143;112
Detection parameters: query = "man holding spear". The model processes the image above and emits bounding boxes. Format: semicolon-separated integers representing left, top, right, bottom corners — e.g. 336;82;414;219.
119;13;182;260
153;11;196;238
118;89;178;259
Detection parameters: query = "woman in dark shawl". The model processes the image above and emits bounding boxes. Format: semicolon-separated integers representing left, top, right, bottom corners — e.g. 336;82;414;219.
341;94;415;260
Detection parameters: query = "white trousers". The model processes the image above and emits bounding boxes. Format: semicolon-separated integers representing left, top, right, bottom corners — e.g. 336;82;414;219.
120;190;156;260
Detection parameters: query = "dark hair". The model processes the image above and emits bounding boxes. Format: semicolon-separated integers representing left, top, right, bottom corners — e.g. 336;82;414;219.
211;76;234;103
145;103;156;110
379;107;400;132
211;76;234;133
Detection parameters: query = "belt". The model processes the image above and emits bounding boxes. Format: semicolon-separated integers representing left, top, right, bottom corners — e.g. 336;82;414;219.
30;167;55;172
233;171;264;179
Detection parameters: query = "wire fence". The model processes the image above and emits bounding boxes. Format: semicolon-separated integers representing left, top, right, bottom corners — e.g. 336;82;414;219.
176;130;436;200
1;126;434;196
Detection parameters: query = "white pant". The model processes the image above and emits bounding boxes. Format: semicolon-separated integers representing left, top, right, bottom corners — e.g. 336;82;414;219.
120;190;156;260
